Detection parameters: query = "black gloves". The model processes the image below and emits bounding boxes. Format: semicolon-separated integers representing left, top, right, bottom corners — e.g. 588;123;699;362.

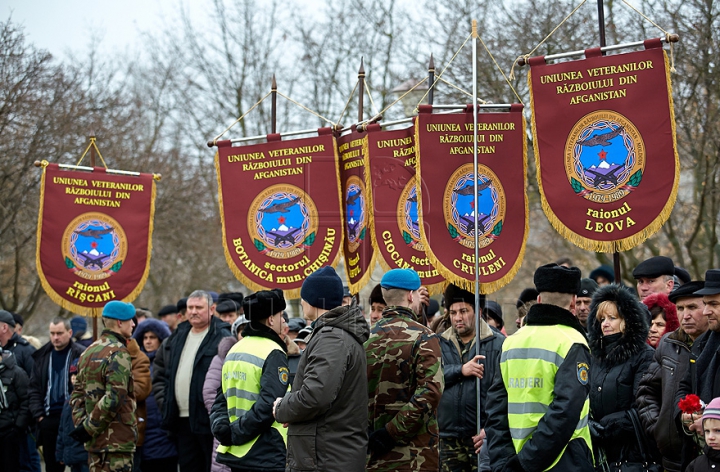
503;455;527;472
368;427;396;457
70;423;92;444
599;410;630;439
212;417;233;446
589;419;606;439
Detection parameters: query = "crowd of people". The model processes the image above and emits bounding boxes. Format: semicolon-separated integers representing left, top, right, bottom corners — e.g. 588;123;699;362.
1;255;720;472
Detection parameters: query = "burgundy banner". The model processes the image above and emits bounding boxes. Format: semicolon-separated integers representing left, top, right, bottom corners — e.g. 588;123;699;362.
415;106;528;293
366;123;445;293
36;163;156;315
528;41;679;251
337;128;376;293
215;131;343;297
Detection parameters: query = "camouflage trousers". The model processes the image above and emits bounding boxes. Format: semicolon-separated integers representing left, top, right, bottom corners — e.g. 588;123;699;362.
88;452;134;472
440;437;478;472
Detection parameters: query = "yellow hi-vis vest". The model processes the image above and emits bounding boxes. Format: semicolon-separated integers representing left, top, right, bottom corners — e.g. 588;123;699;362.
500;324;592;470
217;335;288;458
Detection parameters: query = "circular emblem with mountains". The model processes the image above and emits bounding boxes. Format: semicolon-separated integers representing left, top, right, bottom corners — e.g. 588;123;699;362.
62;212;127;280
443;164;505;249
565;110;645;203
345;176;367;252
248;185;317;259
396;181;425;251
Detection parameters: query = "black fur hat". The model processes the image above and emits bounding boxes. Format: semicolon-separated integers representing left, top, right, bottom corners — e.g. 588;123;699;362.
534;263;581;294
587;284;650;365
243;289;286;321
444;283;485;311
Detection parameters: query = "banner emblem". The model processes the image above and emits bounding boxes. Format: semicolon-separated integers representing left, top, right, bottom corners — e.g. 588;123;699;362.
62;213;127;279
345;176;367;251
565;111;645;203
396;182;424;250
248;185;318;258
444;164;505;249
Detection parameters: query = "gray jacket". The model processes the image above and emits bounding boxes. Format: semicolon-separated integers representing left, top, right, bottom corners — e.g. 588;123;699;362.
275;304;370;472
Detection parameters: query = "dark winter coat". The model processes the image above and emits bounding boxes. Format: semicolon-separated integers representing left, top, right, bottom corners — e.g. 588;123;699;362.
587;284;656;465
28;341;85;419
275;304;370;472
56;399;88;465
141;349;177;462
686;445;720;472
159;317;232;435
3;332;36;376
637;328;694;472
0;350;31;434
438;320;504;438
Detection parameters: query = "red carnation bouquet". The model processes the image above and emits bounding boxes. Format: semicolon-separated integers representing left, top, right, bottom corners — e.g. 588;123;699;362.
679;394;706;447
678;394;704;414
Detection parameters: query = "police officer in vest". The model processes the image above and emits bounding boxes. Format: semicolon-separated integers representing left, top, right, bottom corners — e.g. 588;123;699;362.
209;289;289;472
485;263;594;471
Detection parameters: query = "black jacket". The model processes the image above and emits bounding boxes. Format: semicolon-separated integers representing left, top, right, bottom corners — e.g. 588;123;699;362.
0;350;31;434
210;323;288;472
687;445;720;472
28;341;85;419
637;328;694;472
486;303;594;472
3;333;36;376
674;328;713;469
438;321;504;438
159;317;231;435
587;284;655;464
275;304;370;472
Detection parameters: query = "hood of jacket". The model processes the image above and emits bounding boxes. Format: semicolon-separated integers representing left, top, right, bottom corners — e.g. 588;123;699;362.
216;335;237;360
588;284;649;365
314;303;369;345
132;318;172;347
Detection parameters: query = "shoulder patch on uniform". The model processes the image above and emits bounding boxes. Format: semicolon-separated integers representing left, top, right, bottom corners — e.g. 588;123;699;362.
577;362;589;385
278;366;289;385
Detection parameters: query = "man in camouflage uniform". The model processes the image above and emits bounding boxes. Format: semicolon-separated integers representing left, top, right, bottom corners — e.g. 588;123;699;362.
365;268;444;472
71;301;137;472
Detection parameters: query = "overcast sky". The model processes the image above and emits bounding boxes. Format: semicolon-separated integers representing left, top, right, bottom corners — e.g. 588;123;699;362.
4;0;198;57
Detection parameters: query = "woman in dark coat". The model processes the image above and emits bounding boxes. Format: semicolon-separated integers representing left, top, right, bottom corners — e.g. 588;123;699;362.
588;284;657;466
132;319;178;472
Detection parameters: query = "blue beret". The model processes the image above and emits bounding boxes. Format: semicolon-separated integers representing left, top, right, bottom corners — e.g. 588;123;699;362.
102;300;136;321
381;269;421;291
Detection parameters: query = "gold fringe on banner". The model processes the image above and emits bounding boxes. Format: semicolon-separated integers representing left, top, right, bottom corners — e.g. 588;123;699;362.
35;163;157;316
414;119;529;295
528;50;679;252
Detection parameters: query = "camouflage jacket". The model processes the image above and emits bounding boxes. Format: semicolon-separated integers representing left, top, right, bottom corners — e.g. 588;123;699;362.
71;329;137;454
365;305;444;472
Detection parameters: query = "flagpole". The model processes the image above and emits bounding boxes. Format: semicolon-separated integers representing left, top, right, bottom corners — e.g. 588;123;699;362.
89;135;99;342
271;74;277;134
471;19;483;471
595;0;622;281
358;58;365;123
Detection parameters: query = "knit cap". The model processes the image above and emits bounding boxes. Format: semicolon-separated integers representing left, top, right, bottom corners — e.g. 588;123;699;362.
704;397;720;423
300;266;343;310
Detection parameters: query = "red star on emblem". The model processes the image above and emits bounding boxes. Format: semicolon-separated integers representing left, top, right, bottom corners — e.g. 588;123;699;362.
91;241;97;248
349;210;354;216
598;150;608;161
278;216;286;225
